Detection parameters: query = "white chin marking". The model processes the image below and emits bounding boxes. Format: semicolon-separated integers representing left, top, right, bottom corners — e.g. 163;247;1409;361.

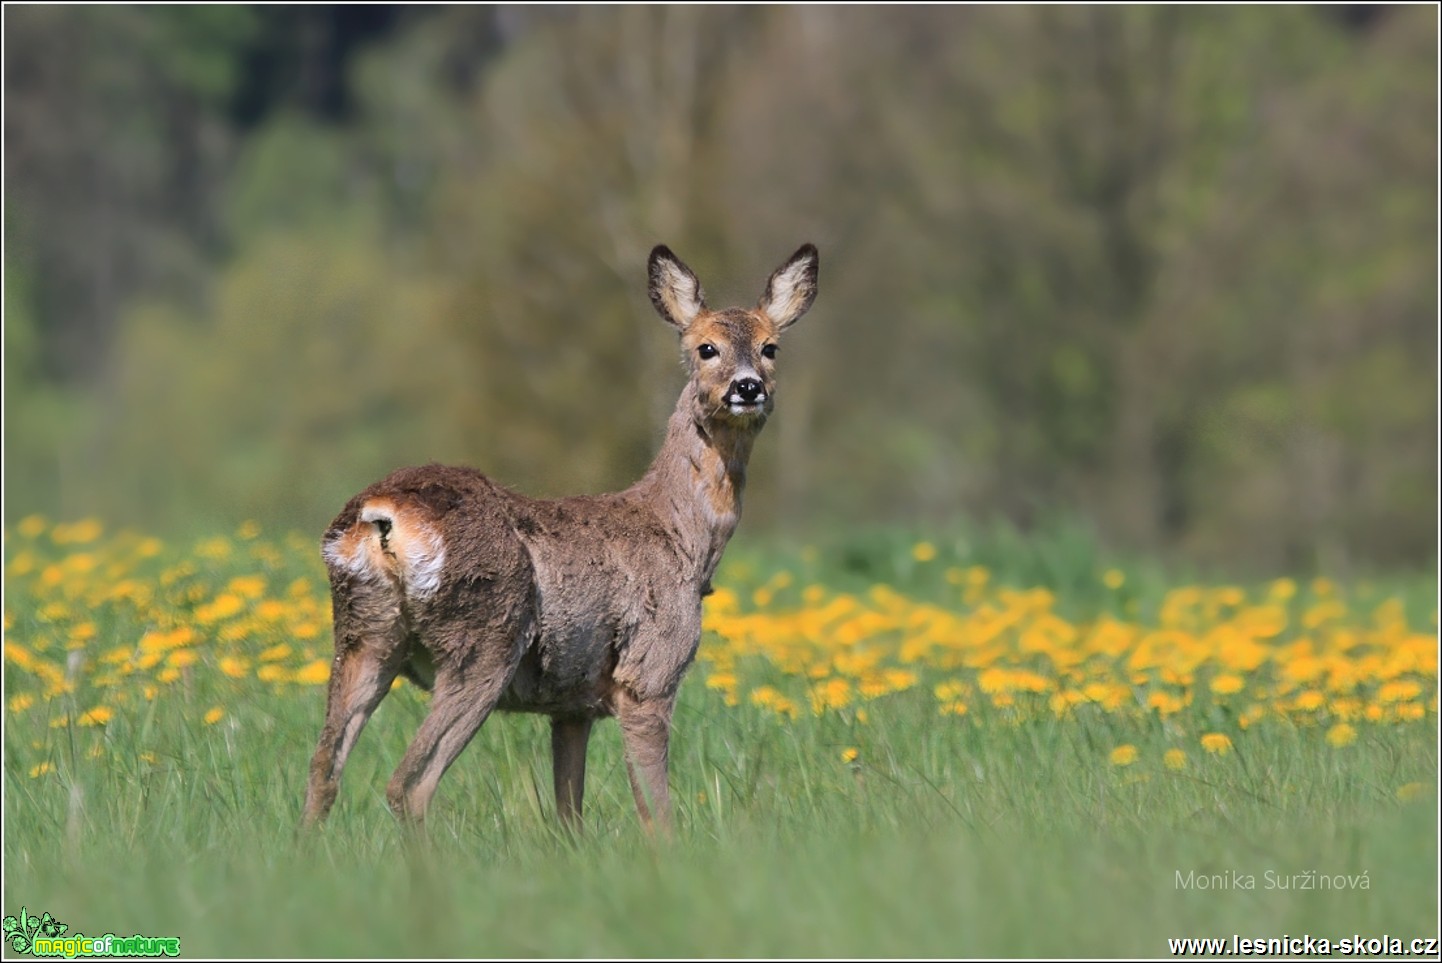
728;403;764;417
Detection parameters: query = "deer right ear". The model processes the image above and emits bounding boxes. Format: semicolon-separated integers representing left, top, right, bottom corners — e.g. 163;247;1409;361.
648;245;706;332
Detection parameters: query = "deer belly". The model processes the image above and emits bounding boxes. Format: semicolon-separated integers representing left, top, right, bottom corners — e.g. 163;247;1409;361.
497;623;616;716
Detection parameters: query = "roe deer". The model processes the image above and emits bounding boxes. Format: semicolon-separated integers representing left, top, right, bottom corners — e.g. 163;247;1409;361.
302;243;819;832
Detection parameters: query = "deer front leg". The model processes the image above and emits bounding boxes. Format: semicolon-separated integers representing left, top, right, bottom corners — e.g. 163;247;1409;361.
551;716;594;831
615;688;675;833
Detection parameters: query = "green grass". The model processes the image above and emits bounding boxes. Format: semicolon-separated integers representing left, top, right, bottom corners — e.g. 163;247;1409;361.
3;521;1438;957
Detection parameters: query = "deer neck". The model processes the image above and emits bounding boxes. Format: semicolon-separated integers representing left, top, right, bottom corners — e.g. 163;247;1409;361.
634;380;760;587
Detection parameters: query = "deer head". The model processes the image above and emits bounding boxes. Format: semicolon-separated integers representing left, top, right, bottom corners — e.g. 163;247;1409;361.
648;243;819;426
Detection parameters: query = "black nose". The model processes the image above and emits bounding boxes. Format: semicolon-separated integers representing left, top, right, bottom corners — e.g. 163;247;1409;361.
733;378;764;403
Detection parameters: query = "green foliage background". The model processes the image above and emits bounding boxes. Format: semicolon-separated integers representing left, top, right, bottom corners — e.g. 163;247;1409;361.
4;6;1436;571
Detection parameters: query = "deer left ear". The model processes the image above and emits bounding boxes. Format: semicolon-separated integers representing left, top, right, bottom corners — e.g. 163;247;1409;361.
758;243;818;330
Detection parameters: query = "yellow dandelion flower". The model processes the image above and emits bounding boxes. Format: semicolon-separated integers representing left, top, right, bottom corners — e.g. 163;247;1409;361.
1268;578;1297;600
157;667;181;684
706;587;740;615
203;707;225;725
140;627;195;653
1148;691;1184;716
884;668;917;691
1378;680;1422;704
195;536;232;560
294;660;331;685
259;643;293;663
77;706;113;727
841;747;860;764
1210;674;1245;696
135;537;164;558
19;514;47;537
166;649;198;669
219;622;252;642
911;541;937;563
39;601;69;623
939;700;969;717
227;575;267;599
1102;569;1125;590
237;520;262;539
1396;782;1429;803
934;680;966;702
62;552;97;575
1201;733;1233;755
255;600;288;622
1164;748;1187;770
1329;697;1362;721
1109;745;1138;767
1395;702;1425;722
219;656;250;679
196;593;245;624
4;641;38;671
1325;723;1357;748
53;518;104;544
257;664;289;683
8;693;35;713
809;677;852;714
30;761;54;778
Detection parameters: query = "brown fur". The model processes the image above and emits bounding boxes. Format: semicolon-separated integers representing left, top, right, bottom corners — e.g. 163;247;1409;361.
302;243;819;832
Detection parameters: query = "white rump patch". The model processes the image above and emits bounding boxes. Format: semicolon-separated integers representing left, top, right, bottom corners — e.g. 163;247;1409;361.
320;500;447;600
322;529;375;580
359;505;391;525
397;522;447;600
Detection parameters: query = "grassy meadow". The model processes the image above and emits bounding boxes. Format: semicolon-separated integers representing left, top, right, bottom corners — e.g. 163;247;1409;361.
3;516;1438;957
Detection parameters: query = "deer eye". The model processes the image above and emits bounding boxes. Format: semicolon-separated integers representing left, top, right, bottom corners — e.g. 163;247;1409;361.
761;344;778;360
697;344;719;360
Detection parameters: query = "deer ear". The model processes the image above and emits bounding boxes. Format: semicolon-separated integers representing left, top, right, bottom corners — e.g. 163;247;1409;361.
648;245;706;332
758;244;818;330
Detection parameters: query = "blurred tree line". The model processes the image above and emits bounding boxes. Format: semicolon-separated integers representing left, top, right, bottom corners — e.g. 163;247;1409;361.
4;5;1436;572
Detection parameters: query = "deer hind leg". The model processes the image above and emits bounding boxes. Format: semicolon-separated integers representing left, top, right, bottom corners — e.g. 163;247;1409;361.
385;614;533;826
615;688;676;833
385;665;509;826
551;716;594;831
302;618;406;828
